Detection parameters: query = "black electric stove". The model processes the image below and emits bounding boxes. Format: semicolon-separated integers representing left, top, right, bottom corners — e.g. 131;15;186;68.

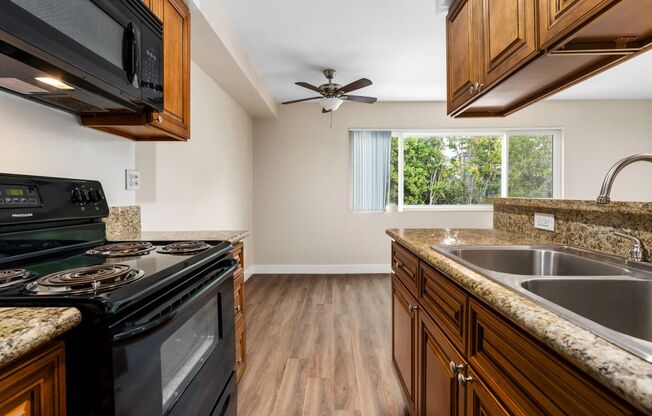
0;173;237;416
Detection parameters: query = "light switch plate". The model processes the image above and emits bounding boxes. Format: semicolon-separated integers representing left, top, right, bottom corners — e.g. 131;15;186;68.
534;212;555;232
125;170;140;190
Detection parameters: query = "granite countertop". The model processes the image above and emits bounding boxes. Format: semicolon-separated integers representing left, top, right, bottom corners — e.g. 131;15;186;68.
111;230;250;244
0;307;81;368
387;228;652;414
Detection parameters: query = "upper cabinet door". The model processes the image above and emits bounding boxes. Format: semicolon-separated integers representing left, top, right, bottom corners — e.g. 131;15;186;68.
538;0;616;48
446;0;482;115
160;0;191;139
479;0;538;87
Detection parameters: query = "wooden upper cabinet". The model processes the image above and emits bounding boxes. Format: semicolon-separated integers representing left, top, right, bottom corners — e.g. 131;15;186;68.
479;0;538;86
538;0;616;48
159;0;191;139
417;310;466;416
392;276;417;415
447;0;652;117
446;0;482;114
83;0;190;141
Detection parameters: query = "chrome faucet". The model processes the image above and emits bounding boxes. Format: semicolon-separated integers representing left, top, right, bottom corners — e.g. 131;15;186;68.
613;231;648;262
596;153;652;203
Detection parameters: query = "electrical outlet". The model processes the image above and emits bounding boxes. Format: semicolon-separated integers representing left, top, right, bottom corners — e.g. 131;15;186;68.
125;170;140;190
534;212;555;232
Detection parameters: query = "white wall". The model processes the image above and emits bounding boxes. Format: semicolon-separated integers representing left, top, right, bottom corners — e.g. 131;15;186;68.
252;100;652;268
0;92;136;206
136;61;254;265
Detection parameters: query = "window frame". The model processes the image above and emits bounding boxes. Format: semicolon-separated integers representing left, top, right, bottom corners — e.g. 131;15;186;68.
392;128;563;212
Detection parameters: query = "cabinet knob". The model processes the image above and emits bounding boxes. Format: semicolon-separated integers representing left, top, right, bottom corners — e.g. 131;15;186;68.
395;260;403;269
234;305;241;313
449;361;464;374
236;359;242;365
469;84;476;95
157;115;163;123
457;372;473;385
409;304;419;313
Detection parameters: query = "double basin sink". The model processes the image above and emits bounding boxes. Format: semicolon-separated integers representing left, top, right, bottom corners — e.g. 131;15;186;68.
432;244;652;362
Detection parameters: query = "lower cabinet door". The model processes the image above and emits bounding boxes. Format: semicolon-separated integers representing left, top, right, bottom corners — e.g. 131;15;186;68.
391;276;417;414
417;310;465;416
464;369;512;416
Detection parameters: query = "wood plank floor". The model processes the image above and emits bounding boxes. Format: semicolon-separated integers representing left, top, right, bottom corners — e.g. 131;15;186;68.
238;274;410;416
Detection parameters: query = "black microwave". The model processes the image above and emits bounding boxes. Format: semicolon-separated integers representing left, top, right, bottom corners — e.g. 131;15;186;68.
0;0;163;114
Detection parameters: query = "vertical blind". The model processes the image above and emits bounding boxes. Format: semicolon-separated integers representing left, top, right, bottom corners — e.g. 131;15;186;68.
350;130;392;212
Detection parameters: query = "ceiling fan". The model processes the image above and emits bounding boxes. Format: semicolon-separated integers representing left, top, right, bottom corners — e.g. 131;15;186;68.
282;69;377;113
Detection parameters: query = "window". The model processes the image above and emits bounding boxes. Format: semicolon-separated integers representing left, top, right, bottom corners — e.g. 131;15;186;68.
352;129;562;212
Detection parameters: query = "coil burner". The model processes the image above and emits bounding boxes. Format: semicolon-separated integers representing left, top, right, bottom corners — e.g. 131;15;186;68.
26;264;145;295
0;269;36;290
158;241;212;255
86;242;155;258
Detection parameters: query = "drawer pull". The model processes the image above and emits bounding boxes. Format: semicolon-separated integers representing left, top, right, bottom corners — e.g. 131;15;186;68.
457;373;473;385
449;361;465;374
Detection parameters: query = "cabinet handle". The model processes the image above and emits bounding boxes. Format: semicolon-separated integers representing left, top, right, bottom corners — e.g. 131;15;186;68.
236;359;242;365
234;305;241;313
458;372;473;385
408;304;418;313
449;361;464;374
477;83;485;92
469;84;476;95
395;260;403;269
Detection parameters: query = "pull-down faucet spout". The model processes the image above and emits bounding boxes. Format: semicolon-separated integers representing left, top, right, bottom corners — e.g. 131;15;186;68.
596;154;652;204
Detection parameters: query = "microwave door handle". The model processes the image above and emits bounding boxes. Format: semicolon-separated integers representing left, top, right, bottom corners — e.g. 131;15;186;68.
123;23;137;83
112;261;238;341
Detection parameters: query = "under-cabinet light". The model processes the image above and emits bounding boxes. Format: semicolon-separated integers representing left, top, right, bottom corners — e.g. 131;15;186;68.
34;77;74;90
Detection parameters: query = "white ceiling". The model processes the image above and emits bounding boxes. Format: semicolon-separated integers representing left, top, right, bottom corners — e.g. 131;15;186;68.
214;0;652;102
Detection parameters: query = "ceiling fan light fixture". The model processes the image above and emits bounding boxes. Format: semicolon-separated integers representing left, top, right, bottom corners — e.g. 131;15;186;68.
319;97;343;112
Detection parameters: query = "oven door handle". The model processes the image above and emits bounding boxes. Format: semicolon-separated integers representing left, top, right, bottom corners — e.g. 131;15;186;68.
112;260;237;341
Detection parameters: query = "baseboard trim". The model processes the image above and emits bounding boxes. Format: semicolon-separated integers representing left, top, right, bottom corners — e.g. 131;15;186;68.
246;264;391;275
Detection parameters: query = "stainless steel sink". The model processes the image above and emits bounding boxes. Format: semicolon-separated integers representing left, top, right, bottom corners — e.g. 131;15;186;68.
433;244;652;361
521;279;652;342
448;247;630;276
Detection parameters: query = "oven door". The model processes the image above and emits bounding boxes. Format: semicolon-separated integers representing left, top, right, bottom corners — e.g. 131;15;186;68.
111;260;237;416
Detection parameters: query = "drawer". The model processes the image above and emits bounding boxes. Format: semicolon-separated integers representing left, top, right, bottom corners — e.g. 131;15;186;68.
231;242;244;272
233;269;245;327
392;242;419;296
467;300;636;416
234;321;246;383
419;262;467;354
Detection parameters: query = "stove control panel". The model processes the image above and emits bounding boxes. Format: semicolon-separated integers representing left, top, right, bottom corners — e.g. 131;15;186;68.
0;174;109;225
0;184;42;208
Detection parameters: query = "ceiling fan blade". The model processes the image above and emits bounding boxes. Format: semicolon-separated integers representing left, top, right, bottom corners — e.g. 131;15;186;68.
339;78;372;93
343;95;377;104
282;96;322;105
295;82;323;93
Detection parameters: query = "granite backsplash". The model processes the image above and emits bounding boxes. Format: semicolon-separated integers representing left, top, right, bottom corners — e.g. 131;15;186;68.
104;206;141;241
490;198;652;258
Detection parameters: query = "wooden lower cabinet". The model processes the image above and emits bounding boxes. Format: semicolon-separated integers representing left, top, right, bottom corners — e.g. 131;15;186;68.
392;275;417;415
463;369;511;416
390;241;639;416
417;310;465;416
231;242;247;383
0;341;66;416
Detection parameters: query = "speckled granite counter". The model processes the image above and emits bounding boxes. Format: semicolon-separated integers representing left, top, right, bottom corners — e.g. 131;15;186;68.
0;307;81;368
387;228;652;414
132;230;249;244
